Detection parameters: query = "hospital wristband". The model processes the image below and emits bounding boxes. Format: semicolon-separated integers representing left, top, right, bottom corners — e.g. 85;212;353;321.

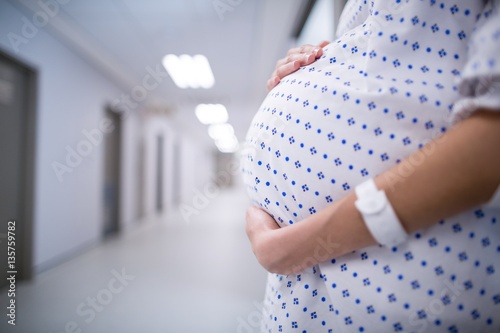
354;179;408;247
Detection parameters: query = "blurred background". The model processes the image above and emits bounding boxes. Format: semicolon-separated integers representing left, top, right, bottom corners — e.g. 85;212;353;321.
0;0;345;331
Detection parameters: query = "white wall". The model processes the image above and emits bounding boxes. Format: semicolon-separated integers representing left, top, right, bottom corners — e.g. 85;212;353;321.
179;136;208;203
0;1;126;271
120;110;141;229
140;112;216;220
0;1;215;272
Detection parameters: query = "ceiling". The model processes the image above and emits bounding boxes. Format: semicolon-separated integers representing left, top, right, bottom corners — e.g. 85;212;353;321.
10;0;309;143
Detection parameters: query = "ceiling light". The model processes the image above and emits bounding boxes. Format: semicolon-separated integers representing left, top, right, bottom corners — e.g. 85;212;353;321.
193;55;215;89
208;123;234;140
162;54;215;89
195;104;228;125
215;134;239;153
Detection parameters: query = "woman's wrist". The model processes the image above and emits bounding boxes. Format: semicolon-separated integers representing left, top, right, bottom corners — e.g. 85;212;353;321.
273;194;377;274
248;109;500;274
323;193;377;255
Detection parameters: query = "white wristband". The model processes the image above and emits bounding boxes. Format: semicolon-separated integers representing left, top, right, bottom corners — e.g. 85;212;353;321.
486;183;500;208
354;179;408;247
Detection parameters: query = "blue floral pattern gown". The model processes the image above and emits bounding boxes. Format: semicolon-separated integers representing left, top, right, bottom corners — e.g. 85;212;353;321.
241;0;500;332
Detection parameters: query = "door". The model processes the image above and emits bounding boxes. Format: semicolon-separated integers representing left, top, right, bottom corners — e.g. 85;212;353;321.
0;50;36;287
172;141;181;206
102;108;122;237
156;135;164;213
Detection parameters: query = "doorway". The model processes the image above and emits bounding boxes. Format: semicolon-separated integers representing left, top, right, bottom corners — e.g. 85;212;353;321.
0;50;37;287
102;108;122;238
156;135;164;213
172;141;181;207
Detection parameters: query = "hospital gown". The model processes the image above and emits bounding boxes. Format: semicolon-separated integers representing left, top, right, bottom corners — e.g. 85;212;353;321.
241;0;500;332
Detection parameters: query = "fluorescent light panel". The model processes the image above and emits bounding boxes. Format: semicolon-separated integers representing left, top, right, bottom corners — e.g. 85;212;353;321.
195;104;228;125
162;54;215;89
194;104;239;153
208;123;234;140
215;134;239;153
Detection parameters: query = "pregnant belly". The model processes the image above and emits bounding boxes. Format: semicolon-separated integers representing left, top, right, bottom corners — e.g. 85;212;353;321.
241;43;455;226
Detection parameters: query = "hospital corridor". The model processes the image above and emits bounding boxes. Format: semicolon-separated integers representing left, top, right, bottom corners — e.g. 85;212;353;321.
0;0;342;332
2;0;500;332
0;185;268;333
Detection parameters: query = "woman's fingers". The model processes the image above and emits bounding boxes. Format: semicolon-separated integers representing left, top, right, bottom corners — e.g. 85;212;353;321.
318;40;330;48
275;60;301;80
275;52;316;69
266;54;314;91
245;206;280;237
287;43;321;56
266;41;330;91
266;76;281;92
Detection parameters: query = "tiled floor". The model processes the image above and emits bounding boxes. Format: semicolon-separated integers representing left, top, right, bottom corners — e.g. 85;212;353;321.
0;186;268;333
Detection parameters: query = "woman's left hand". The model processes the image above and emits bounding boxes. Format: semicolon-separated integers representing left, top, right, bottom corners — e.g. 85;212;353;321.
266;40;330;91
245;206;281;271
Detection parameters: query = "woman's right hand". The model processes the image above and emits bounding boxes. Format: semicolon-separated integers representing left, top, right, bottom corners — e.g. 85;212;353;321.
266;40;330;91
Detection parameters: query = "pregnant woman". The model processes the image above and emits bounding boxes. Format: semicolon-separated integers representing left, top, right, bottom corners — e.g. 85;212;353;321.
241;0;500;332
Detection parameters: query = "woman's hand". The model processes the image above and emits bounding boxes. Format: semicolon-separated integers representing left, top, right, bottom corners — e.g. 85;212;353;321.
266;40;330;91
245;206;281;271
245;203;348;275
244;110;500;275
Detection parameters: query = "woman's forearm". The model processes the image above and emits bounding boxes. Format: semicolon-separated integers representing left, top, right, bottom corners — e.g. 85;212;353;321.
251;109;500;274
379;109;500;232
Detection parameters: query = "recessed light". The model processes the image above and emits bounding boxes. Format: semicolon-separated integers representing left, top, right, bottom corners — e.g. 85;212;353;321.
195;104;228;124
208;123;234;140
162;54;215;89
215;135;239;153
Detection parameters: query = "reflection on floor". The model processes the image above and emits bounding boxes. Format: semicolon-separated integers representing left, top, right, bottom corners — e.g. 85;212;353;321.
0;186;268;333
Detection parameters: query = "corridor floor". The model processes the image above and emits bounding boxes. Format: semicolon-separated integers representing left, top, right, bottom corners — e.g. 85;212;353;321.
0;186;268;333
